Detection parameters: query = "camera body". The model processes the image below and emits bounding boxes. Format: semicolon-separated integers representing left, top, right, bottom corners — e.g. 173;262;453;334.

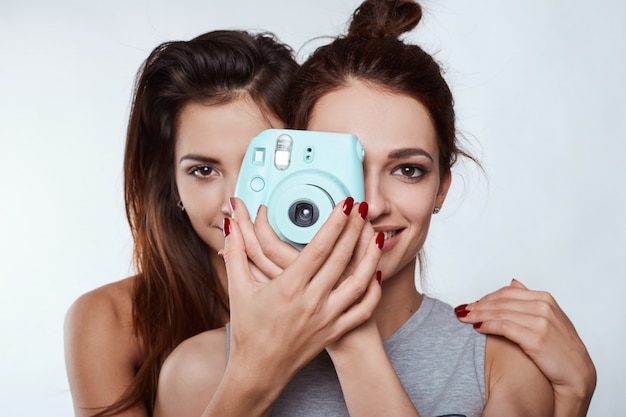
235;129;365;249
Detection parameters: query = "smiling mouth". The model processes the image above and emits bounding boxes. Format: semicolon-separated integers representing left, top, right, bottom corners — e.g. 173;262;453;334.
382;230;401;240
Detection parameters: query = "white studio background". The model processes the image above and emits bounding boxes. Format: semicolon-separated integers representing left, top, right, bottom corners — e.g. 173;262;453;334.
0;0;624;415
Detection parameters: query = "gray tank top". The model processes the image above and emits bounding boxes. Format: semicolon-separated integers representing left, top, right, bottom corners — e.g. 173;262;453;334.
226;296;486;417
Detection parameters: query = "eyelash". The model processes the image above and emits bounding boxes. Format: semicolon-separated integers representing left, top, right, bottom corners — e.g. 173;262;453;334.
391;164;426;181
187;165;218;179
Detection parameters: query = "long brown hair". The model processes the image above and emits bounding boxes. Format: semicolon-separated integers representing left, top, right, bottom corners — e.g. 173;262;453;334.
97;30;297;416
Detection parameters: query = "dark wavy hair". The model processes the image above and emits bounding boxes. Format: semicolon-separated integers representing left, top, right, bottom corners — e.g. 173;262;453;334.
289;0;476;177
95;30;297;416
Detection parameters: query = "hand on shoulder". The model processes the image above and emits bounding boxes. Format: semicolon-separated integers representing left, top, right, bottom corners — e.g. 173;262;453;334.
455;279;596;416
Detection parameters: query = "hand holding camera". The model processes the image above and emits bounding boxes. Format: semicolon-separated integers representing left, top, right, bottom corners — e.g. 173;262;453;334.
235;129;365;249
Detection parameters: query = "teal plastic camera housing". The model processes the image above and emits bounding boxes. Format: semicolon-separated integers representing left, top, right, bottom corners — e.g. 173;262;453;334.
234;129;365;249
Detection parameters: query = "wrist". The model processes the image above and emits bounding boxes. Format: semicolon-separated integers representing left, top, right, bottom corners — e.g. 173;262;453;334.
326;321;383;366
553;391;592;417
216;357;284;414
553;375;596;417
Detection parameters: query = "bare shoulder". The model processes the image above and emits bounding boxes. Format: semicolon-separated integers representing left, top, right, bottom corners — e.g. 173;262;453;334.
155;328;228;416
483;335;554;417
65;276;137;347
64;276;144;415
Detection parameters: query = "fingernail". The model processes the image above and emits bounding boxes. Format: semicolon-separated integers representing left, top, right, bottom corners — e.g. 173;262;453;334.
455;309;470;318
473;322;483;329
376;270;382;285
223;218;231;237
376;232;384;250
229;197;236;211
217;250;224;259
358;201;369;219
454;304;468;313
343;197;354;215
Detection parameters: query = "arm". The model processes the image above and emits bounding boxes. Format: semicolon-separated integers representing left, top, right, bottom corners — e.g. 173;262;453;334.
154;198;382;417
154;328;278;417
326;321;421;417
483;335;554;416
64;279;146;417
455;280;596;417
248;201;420;417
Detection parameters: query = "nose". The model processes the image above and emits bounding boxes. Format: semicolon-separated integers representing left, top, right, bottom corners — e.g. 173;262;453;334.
363;171;390;221
221;178;236;217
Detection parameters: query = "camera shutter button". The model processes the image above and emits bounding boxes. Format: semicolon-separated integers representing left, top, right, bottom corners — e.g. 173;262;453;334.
250;176;265;192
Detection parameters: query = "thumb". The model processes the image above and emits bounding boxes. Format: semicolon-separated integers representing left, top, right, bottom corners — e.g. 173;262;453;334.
510;278;528;289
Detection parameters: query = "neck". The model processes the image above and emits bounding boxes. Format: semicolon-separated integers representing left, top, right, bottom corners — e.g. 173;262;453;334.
374;258;423;340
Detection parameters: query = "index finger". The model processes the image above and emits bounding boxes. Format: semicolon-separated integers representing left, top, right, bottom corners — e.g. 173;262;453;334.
279;197;356;291
231;198;284;279
254;204;299;269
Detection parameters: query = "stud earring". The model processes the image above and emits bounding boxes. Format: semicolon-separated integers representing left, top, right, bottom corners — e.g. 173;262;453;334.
177;200;185;211
433;207;441;214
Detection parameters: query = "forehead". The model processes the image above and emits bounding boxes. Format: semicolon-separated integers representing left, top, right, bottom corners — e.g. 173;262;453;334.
307;81;439;158
175;97;284;155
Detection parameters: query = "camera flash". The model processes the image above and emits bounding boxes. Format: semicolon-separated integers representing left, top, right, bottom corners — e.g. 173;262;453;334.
274;134;293;170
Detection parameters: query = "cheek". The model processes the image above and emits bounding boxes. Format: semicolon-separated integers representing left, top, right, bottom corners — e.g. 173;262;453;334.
184;192;220;224
390;181;434;213
184;201;225;251
177;181;222;233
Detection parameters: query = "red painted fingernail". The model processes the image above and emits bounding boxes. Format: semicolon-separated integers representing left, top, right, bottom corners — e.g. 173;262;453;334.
473;322;483;329
376;232;384;250
455;309;470;318
358;201;369;219
229;197;236;210
376;271;382;285
223;218;231;237
343;197;354;215
454;304;468;313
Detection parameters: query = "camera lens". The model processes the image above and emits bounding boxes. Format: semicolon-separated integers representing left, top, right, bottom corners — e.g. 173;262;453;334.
289;201;319;227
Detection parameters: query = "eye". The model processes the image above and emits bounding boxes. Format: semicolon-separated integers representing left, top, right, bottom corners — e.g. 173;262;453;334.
391;165;426;181
392;165;425;180
188;165;217;178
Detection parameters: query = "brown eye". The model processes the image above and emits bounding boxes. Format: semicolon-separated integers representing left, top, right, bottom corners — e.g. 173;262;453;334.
189;165;217;178
392;165;424;180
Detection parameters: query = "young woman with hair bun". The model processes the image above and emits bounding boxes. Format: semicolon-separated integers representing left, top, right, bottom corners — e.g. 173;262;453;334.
153;1;595;416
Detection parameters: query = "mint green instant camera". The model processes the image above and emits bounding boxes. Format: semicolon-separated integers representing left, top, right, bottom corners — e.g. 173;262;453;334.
234;129;365;250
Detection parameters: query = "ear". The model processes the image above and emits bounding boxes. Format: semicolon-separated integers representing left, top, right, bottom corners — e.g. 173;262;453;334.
434;169;452;209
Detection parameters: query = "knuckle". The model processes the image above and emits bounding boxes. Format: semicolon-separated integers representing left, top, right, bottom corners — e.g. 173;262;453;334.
302;296;323;317
535;300;554;318
534;315;551;336
498;319;515;335
262;242;278;259
349;277;368;299
334;251;353;269
536;290;557;305
308;243;331;263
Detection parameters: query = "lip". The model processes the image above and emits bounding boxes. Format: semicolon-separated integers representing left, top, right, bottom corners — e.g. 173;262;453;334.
374;227;404;254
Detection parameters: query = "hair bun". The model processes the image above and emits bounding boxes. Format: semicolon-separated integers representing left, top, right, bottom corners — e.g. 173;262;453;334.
347;0;422;40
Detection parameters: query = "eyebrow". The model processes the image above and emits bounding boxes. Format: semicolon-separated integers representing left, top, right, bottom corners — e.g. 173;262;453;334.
388;148;434;162
179;154;220;164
